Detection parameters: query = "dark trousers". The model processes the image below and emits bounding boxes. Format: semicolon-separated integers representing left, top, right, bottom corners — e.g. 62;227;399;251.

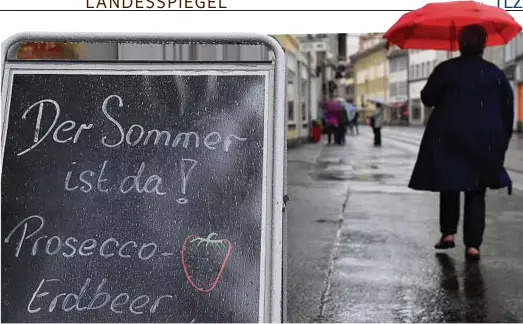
440;189;486;248
372;127;381;146
327;126;337;144
337;126;346;145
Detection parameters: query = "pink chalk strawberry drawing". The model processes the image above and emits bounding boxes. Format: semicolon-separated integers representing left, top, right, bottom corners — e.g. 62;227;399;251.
181;233;232;293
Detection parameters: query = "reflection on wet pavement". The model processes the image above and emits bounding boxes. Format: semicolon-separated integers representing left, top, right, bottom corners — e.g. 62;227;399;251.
287;127;523;323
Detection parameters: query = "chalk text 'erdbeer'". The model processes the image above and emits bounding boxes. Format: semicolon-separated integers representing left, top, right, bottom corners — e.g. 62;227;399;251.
17;95;247;157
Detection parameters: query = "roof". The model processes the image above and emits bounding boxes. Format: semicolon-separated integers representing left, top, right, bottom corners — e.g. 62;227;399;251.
387;48;409;59
350;40;387;62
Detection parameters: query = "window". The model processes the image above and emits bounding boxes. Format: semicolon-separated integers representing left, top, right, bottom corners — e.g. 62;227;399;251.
288;101;295;122
427;61;432;75
409;66;414;79
415;64;420;79
516;34;523;57
301;103;307;122
398;81;407;96
287;70;295;84
301;79;307;122
421;62;425;78
399;56;408;70
287;68;296;123
389;82;398;97
505;38;516;63
390;59;396;73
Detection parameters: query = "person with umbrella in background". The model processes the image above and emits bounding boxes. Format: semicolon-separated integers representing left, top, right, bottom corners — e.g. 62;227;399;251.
367;99;385;146
323;99;342;145
384;1;520;260
371;103;384;146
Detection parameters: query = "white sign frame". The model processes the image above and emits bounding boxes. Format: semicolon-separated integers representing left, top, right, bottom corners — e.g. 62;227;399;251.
0;33;286;323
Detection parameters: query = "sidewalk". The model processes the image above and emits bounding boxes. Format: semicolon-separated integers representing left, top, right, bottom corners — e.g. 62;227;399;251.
286;139;348;322
506;134;523;173
287;132;523;322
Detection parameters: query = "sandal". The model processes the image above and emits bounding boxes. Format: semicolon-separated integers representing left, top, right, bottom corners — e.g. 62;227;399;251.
465;247;480;261
434;235;456;249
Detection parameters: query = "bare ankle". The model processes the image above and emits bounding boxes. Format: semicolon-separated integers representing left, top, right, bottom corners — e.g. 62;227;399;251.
442;234;455;241
467;247;480;254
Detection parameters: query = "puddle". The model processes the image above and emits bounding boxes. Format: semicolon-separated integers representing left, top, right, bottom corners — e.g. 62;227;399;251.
317;157;344;165
311;170;394;182
311;155;395;182
316;219;343;224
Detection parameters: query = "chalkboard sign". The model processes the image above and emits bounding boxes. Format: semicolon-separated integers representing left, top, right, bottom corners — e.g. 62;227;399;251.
0;64;278;323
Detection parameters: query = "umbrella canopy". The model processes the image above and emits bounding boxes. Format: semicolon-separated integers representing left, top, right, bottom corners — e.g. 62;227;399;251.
322;99;343;112
384;0;522;51
366;98;388;107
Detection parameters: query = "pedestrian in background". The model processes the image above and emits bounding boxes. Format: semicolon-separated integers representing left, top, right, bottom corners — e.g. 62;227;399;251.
345;98;357;136
353;109;360;135
408;24;514;260
337;103;349;145
370;103;383;146
323;100;340;145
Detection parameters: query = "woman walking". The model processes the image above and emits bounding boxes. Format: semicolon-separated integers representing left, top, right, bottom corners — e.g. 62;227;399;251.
408;24;514;261
323;100;341;145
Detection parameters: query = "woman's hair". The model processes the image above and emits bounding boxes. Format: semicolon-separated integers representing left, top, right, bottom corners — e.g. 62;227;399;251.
458;24;487;56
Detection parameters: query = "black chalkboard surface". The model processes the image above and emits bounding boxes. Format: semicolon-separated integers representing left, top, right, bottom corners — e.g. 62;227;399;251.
1;70;267;323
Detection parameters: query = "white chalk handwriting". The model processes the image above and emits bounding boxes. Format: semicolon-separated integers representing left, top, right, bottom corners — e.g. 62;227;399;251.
4;215;176;261
16;95;248;157
27;277;172;314
63;159;199;201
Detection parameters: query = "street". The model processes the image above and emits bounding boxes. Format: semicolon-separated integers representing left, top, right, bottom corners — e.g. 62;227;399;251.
287;126;523;322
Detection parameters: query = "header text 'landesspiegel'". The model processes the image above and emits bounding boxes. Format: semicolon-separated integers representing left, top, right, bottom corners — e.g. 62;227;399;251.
86;0;227;9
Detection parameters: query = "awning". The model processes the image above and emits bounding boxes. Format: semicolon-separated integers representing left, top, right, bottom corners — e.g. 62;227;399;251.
388;101;407;108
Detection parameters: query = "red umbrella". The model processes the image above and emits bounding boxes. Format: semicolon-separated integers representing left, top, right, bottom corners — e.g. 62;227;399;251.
384;0;522;51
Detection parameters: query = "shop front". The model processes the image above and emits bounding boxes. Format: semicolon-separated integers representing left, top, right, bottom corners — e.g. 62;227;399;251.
16;42;82;60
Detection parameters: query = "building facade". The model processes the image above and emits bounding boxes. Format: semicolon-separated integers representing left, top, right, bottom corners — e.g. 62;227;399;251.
337;64;354;101
407;50;447;125
387;47;408;125
295;34;340;123
504;33;523;132
351;39;389;121
274;35;315;146
484;46;505;69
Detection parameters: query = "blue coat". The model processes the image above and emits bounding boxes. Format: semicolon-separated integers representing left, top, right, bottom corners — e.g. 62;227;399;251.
408;56;514;193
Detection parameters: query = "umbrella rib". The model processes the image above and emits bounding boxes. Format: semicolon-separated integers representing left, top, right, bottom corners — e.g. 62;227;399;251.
401;21;419;47
491;21;508;44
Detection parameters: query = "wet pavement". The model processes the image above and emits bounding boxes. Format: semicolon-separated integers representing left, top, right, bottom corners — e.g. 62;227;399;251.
286;126;523;323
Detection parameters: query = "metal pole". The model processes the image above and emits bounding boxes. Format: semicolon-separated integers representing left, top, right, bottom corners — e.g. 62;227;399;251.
307;51;313;138
406;50;411;126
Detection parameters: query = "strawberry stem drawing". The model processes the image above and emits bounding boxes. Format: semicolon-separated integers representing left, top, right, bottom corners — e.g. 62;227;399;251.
181;233;232;293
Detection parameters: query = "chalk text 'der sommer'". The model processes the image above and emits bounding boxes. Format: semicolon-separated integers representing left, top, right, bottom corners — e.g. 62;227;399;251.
17;95;247;157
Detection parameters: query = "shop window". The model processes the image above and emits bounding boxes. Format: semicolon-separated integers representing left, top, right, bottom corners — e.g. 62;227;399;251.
301;79;308;122
411;99;422;120
301;103;307;122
